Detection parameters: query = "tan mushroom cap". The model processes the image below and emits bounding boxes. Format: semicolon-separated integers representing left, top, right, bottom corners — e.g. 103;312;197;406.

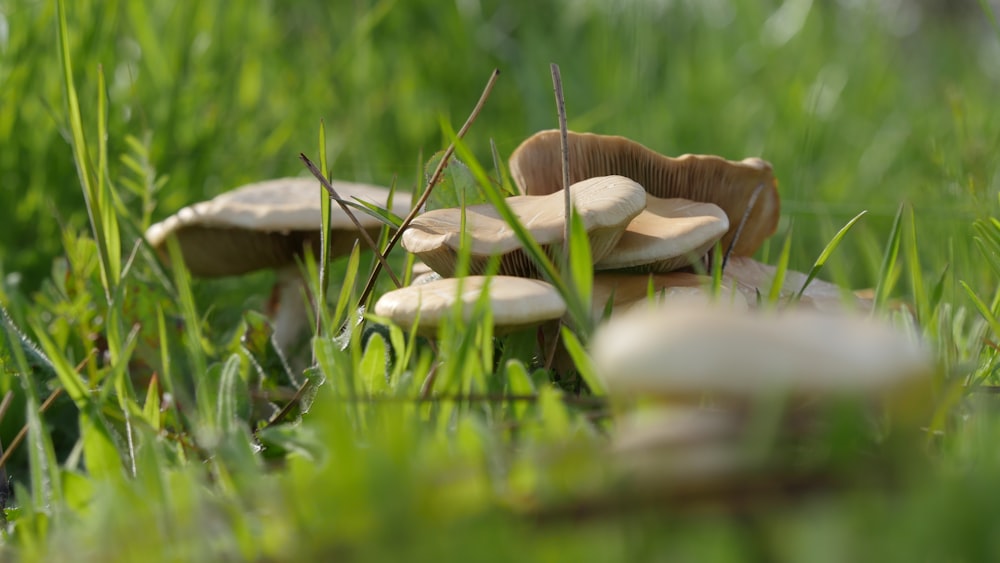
145;177;411;277
373;275;566;337
724;256;872;311
595;196;729;273
401;175;646;278
591;272;748;322
591;303;932;401
509;130;779;257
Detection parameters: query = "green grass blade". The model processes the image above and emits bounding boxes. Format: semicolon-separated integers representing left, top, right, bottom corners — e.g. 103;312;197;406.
794;210;868;301
903;204;927;321
769;226;794;305
961;281;1000;338
873;204;904;311
318;120;332;337
560;326;605;395
57;0;118;301
566;207;594;335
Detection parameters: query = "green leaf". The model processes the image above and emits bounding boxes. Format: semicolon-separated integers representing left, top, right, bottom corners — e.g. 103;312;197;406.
961;281;1000;339
360;331;389;395
424;151;489;211
80;407;122;481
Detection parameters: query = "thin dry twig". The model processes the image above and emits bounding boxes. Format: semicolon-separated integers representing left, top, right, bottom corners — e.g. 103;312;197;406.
300;154;402;288
721;182;766;271
355;68;501;311
263;378;315;428
0;386;65;472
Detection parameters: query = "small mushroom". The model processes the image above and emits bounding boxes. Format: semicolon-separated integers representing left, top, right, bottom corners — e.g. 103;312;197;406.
373;275;566;338
594;196;729;273
591;303;932;406
591;272;748;322
401;175;646;278
146;177;411;352
723;256;872;311
509;130;779;257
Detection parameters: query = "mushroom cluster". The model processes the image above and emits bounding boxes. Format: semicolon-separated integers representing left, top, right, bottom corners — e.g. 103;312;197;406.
376;129;868;336
372;129;933;505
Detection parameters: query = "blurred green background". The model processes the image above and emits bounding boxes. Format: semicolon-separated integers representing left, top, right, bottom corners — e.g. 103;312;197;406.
2;0;998;296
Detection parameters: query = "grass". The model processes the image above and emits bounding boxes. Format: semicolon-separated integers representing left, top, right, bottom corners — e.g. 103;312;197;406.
1;0;1000;560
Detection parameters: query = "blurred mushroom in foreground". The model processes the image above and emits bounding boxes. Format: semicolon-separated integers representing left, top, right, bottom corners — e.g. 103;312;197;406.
145;177;411;353
589;302;934;504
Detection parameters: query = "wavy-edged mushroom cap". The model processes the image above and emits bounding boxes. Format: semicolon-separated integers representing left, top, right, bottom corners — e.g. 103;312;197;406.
595;196;729;273
591;272;747;322
145;177;411;277
509;130;779;257
374;275;566;338
724;256;871;312
591;303;932;403
401;175;646;278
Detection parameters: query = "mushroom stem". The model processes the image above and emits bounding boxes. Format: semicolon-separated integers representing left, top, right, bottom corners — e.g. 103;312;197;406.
269;266;314;356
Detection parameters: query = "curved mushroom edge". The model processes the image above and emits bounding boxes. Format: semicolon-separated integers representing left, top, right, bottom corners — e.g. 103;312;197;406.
509;130;780;257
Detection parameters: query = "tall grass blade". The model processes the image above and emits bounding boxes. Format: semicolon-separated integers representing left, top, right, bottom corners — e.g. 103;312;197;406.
57;0;119;300
769;226;794;305
873;205;904;311
794;210;867;301
318;121;333;337
560;327;605;395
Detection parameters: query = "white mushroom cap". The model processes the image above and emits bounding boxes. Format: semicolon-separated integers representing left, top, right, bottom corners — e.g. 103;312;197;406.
374;275;566;337
145;177;411;277
595;196;729;272
401;176;646;278
591;303;932;400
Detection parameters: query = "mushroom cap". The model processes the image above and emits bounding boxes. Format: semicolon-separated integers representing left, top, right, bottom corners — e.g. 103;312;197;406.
401;175;646;278
724;256;870;312
591;303;932;401
373;275;566;337
594;196;729;272
509;130;779;257
591;272;748;322
145;177;411;277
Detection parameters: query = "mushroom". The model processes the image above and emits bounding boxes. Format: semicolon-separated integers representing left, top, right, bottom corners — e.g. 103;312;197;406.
590;302;932;407
594;196;729;273
723;256;872;312
373;275;566;338
508;130;780;257
591;271;748;322
401;175;646;278
145;177;412;353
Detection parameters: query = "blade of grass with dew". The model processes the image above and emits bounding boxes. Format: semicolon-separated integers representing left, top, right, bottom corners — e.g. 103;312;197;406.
873;204;904;312
57;0;119;300
560;327;606;395
769;226;793;305
318;120;333;337
794;210;868;301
